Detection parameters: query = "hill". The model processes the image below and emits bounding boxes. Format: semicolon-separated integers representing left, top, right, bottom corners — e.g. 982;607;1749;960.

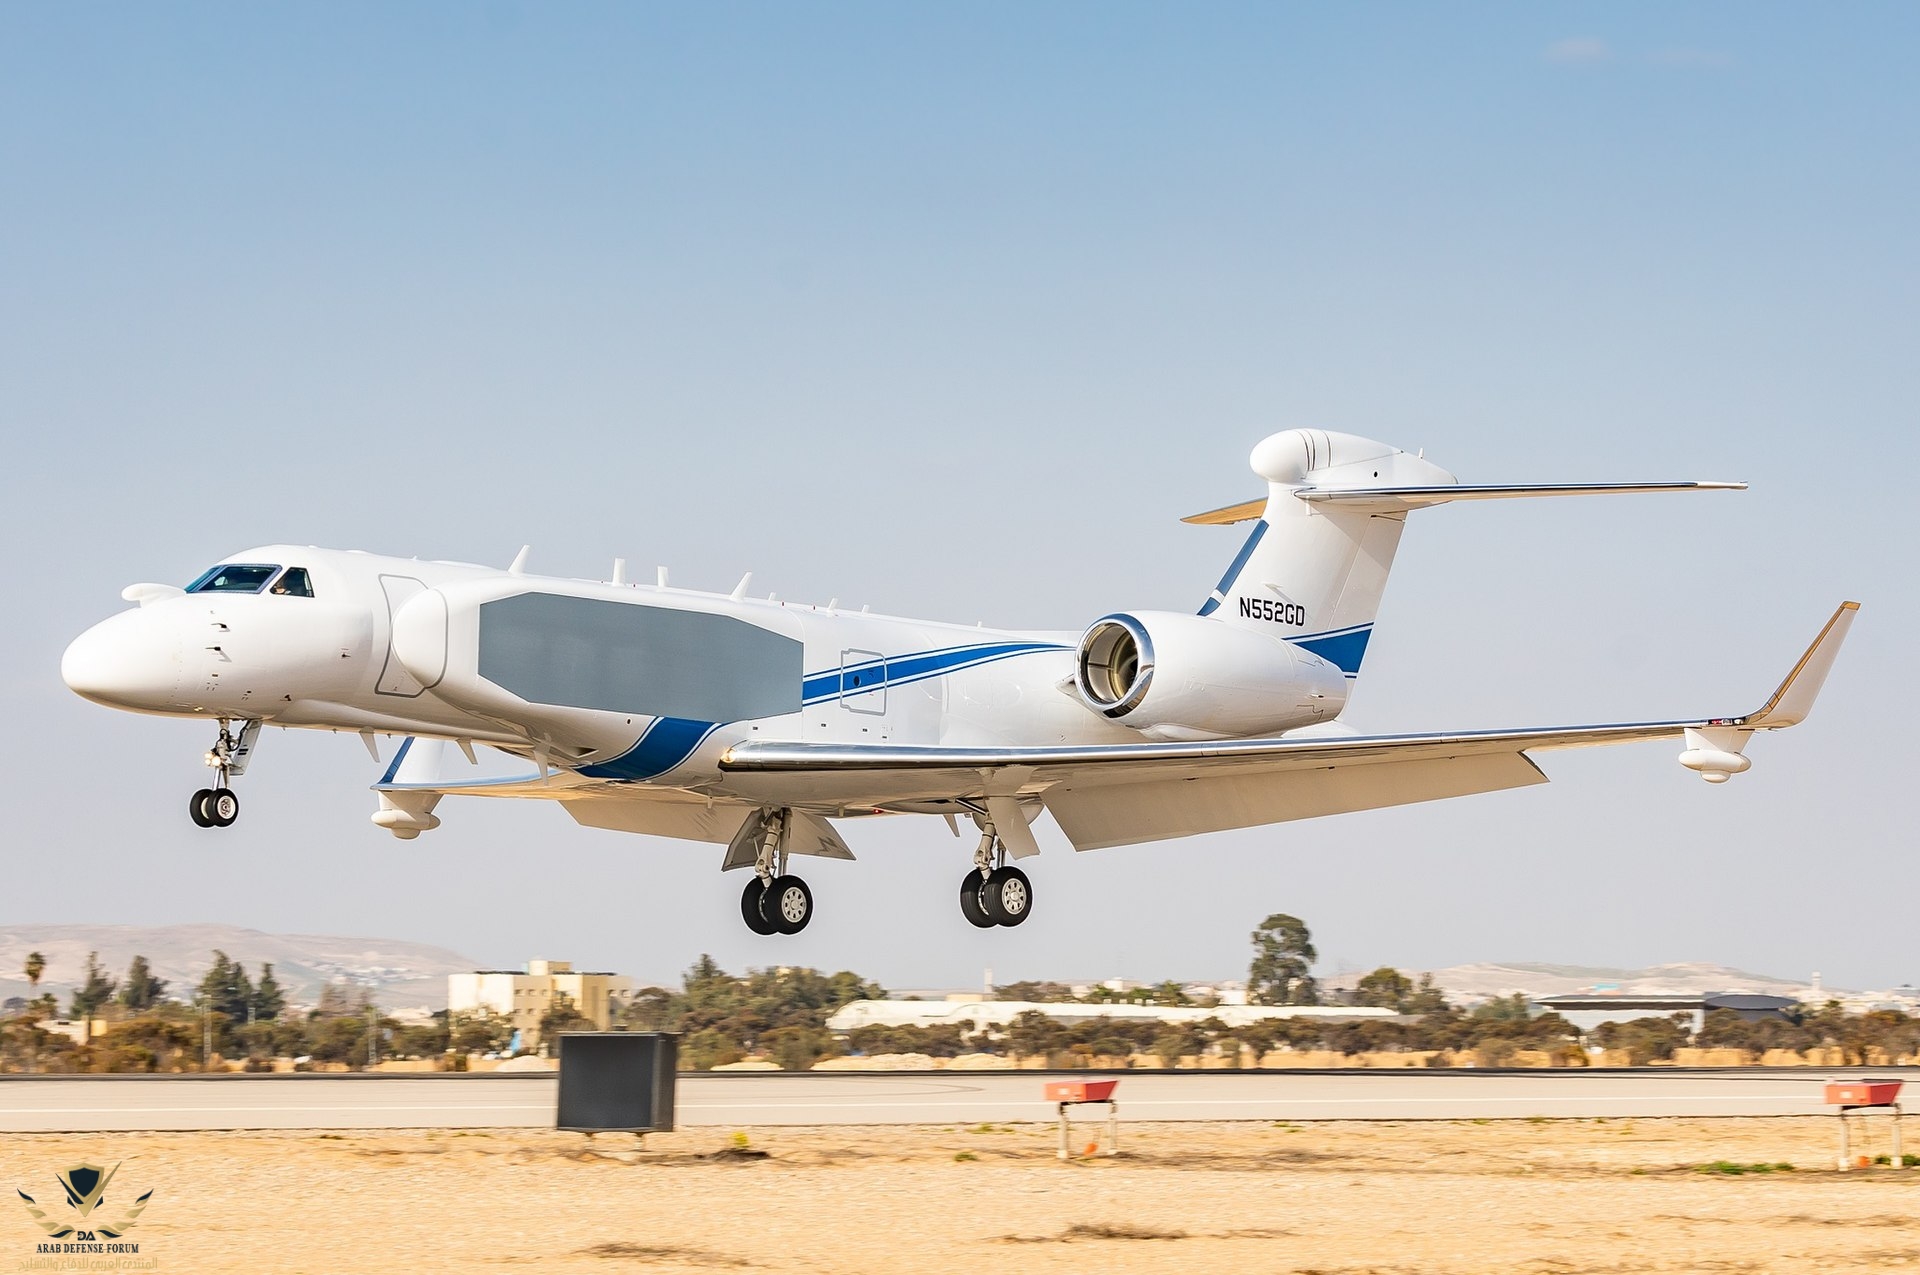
0;923;481;1011
1419;961;1830;1003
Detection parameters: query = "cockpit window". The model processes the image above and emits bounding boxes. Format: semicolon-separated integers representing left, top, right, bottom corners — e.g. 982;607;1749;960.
270;567;314;597
185;563;282;594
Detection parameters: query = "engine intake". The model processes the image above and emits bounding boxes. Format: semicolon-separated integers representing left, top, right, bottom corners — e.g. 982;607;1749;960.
1071;610;1347;740
1076;615;1154;717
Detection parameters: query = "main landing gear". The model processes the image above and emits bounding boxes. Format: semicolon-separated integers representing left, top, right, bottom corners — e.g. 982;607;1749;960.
740;810;814;936
189;719;258;830
960;829;1033;928
725;804;1035;934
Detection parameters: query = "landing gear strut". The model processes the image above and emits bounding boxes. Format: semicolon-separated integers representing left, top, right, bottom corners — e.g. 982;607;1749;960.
959;827;1033;928
189;719;257;829
740;809;814;936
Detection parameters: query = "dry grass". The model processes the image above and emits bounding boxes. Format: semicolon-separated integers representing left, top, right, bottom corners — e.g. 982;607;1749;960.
1001;1220;1190;1243
4;1118;1918;1273
578;1242;749;1266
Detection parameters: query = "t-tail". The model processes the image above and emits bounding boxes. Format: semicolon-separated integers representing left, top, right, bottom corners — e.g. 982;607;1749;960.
1185;429;1746;682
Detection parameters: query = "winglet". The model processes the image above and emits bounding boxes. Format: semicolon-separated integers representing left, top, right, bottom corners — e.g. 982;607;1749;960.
1743;601;1860;729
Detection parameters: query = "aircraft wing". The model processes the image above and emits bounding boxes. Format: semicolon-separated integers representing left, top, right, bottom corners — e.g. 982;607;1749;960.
719;602;1858;851
369;737;759;844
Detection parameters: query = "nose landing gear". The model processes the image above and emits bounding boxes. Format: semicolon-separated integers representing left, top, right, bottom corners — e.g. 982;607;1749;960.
739;810;814;936
189;719;258;829
190;786;239;828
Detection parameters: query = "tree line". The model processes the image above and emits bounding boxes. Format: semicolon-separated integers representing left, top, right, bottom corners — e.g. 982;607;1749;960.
0;948;519;1074
7;919;1917;1073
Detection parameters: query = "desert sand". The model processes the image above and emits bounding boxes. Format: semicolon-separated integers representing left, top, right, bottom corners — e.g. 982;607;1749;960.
3;1117;1917;1273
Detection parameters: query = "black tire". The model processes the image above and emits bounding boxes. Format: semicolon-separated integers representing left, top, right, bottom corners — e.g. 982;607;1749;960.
767;875;813;935
207;787;240;828
959;872;995;928
981;866;1032;927
741;877;779;935
189;789;215;828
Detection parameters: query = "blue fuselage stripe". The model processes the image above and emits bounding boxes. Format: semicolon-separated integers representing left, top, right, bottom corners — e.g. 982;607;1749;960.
578;717;721;781
1198;520;1268;614
1292;626;1372;676
579;641;1066;782
801;641;1065;704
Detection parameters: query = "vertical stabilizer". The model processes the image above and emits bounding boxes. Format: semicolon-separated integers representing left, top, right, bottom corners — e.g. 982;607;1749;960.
1198;430;1456;679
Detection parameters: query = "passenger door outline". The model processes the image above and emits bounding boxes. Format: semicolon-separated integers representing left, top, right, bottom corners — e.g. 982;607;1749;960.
838;649;887;716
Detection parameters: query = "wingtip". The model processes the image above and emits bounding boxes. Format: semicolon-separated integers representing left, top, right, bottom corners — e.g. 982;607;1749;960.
1743;599;1861;728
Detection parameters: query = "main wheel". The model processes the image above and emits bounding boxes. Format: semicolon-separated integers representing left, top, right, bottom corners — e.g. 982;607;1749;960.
981;866;1032;926
740;877;779;935
767;875;813;935
958;871;995;928
207;787;240;828
189;789;216;827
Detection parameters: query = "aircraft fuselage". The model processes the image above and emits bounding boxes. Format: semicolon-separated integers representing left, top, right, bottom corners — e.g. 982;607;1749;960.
63;545;1348;802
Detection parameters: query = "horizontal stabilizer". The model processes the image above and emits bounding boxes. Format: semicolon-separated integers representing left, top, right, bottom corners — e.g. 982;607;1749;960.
1183;481;1745;524
1181;498;1268;526
1298;481;1747;511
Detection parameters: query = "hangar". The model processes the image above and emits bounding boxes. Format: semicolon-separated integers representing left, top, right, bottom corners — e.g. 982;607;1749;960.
825;998;1394;1035
1534;992;1798;1034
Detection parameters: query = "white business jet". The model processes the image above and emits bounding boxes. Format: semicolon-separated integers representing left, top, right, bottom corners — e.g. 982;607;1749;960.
63;429;1857;936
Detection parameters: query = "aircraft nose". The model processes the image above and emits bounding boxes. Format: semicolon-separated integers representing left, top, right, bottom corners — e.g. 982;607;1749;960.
62;607;183;711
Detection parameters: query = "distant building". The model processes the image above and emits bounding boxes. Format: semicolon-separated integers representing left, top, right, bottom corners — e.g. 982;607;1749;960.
1176;981;1250;1006
1068;979;1147;999
1838;985;1920;1014
447;959;635;1047
37;1019;101;1045
1534;992;1797;1034
826;999;1393;1035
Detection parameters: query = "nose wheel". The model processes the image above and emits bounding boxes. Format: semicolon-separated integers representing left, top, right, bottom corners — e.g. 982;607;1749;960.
190;787;240;828
737;809;814;935
189;719;257;829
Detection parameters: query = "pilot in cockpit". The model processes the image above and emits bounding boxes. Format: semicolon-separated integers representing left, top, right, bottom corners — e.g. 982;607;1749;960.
270;567;313;597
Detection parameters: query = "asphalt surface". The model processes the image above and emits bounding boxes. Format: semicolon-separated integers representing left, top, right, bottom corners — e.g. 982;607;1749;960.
2;1068;1911;1133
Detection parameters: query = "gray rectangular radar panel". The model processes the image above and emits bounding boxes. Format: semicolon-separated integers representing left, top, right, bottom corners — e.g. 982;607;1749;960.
478;593;802;721
555;1032;679;1133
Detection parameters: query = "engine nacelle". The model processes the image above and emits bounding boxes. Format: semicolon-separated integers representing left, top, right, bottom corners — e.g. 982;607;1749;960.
1072;611;1347;740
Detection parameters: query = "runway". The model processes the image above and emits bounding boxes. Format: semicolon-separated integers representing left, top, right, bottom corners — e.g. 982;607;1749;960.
3;1067;1909;1133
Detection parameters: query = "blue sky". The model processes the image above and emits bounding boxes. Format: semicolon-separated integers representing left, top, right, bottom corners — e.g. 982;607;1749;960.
3;4;1914;992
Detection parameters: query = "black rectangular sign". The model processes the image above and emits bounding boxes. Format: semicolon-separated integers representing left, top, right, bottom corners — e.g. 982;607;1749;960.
555;1032;679;1133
